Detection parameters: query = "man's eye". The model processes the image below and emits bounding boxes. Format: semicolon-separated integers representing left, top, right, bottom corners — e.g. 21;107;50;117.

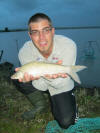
43;28;51;32
31;31;38;34
45;29;49;32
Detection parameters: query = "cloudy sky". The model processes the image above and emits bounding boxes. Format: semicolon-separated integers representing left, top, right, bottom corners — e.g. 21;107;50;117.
0;0;100;29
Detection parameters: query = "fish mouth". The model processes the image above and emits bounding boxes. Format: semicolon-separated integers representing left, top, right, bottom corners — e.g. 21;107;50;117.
11;75;16;79
11;73;19;79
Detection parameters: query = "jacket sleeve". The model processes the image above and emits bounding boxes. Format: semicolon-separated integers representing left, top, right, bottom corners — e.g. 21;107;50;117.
32;78;48;91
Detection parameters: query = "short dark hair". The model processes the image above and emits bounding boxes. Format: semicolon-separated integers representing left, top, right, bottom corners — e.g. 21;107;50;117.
28;13;52;31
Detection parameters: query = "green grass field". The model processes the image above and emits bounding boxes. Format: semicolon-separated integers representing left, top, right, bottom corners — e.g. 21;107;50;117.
0;68;100;133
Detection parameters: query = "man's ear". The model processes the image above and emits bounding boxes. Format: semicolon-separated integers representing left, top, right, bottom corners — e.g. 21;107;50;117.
52;27;55;35
28;32;32;39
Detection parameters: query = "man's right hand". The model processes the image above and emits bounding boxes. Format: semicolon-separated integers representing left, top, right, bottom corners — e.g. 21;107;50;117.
15;67;40;82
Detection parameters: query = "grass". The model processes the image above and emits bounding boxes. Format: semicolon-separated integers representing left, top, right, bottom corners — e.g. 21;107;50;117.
0;68;100;133
0;70;53;133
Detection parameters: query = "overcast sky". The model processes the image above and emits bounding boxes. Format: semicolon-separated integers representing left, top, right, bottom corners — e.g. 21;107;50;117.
0;0;100;29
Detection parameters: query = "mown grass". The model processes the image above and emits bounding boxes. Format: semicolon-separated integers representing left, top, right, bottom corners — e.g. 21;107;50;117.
0;68;100;133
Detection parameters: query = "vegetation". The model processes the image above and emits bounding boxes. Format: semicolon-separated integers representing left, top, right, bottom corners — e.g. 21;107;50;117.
0;65;100;133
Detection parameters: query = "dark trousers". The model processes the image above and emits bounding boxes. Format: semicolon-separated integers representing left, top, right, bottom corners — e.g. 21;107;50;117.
13;80;77;129
50;90;77;129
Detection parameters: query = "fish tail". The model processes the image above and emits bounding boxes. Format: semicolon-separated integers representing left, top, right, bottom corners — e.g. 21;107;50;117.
71;65;87;72
70;65;87;84
70;71;81;84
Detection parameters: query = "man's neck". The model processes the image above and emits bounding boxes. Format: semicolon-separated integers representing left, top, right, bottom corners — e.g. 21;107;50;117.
40;45;53;59
42;52;51;59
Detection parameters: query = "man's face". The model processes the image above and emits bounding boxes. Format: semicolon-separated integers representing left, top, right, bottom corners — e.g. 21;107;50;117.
28;19;55;55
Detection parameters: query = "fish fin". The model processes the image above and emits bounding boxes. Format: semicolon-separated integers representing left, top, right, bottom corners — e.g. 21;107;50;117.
70;71;81;84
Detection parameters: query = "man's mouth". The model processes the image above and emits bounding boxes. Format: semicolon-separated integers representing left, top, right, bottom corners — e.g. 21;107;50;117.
40;42;47;47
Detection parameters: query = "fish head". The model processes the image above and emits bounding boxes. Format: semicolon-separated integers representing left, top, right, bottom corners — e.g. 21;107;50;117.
11;71;23;79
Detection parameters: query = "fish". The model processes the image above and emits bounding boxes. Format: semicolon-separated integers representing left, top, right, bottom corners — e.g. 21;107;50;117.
11;61;87;84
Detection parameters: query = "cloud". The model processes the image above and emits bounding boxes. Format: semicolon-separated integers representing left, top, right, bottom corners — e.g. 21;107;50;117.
0;0;37;28
1;0;37;12
0;0;100;29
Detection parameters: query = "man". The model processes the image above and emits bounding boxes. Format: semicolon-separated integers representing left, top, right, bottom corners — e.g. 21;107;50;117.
16;13;78;129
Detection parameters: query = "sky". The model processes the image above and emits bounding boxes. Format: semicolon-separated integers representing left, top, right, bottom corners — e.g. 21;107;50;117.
0;0;100;29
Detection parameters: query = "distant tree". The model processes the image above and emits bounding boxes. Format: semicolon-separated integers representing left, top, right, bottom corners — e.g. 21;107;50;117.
0;50;3;62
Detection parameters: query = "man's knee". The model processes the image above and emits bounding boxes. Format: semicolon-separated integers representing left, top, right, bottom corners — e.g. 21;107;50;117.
13;80;36;95
58;116;75;129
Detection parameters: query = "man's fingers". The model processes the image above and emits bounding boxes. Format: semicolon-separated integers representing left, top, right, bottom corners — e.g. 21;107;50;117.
15;67;20;72
30;75;40;80
24;72;29;81
18;78;23;82
24;73;40;82
56;60;62;65
45;73;67;79
61;73;67;78
45;74;52;79
52;74;58;79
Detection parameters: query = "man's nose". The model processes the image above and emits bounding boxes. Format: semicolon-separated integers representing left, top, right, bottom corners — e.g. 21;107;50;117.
39;31;45;40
